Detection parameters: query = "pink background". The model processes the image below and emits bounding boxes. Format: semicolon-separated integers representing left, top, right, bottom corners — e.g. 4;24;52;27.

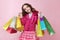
0;0;60;40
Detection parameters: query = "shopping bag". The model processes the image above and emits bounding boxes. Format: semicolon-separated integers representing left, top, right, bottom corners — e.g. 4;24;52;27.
6;16;17;33
40;17;46;30
3;18;13;30
9;16;16;29
16;16;24;31
36;18;44;37
6;27;17;34
43;16;55;36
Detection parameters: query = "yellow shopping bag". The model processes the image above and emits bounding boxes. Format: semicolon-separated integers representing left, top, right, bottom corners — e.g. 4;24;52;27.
3;18;13;30
16;16;24;31
36;18;44;37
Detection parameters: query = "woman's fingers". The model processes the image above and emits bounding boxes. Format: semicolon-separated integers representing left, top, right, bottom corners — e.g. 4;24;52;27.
38;12;44;18
40;12;44;18
18;12;23;18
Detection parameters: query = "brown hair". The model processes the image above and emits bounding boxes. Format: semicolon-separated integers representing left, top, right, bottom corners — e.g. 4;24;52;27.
22;3;36;16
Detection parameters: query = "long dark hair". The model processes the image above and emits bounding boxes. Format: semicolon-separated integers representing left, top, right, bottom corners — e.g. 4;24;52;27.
22;3;35;16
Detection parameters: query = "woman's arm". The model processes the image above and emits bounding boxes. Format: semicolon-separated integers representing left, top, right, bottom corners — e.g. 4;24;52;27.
18;12;26;25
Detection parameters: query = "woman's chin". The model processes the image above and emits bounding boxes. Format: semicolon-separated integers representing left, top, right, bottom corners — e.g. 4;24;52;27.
26;12;31;13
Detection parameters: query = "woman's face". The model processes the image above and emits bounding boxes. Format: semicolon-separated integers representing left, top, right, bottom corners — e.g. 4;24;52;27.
23;5;32;13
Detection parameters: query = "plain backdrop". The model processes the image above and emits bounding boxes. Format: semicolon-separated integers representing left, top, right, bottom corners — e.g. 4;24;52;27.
0;0;60;40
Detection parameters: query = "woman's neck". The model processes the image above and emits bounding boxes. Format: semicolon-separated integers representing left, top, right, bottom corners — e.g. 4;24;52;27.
29;12;32;14
28;12;32;18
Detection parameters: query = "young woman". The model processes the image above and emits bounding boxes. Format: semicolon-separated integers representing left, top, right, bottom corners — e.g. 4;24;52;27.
18;3;42;40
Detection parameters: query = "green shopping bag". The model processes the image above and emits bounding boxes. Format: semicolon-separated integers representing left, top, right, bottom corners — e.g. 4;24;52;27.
43;16;55;36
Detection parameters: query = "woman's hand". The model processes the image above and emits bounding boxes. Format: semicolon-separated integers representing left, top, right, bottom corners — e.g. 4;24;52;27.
18;12;23;18
38;12;44;18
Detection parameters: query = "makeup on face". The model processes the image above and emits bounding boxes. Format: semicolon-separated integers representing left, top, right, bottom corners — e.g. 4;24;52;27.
23;5;32;13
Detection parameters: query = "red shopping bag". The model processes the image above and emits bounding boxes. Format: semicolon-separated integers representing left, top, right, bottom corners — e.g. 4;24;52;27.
6;27;17;33
4;16;17;34
7;16;17;34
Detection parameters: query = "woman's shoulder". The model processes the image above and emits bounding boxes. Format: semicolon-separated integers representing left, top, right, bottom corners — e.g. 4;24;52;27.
33;10;39;13
33;10;39;16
